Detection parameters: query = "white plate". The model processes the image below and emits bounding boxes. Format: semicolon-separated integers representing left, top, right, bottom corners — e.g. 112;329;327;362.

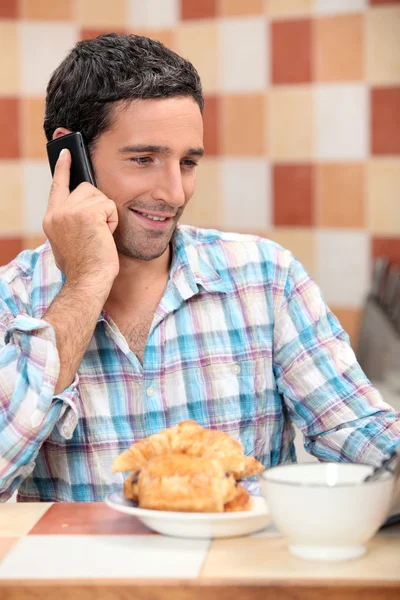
105;490;270;539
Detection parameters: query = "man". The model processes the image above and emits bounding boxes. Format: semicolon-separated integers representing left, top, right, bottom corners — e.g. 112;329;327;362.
0;34;399;502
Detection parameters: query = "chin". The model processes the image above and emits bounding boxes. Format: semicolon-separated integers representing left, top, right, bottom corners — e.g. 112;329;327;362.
116;240;170;261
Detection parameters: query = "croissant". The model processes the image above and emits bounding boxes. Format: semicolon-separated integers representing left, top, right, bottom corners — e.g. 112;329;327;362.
125;454;237;513
223;484;253;512
112;420;264;480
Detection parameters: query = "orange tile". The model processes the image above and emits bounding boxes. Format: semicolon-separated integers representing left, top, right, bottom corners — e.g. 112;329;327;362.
371;87;400;155
0;98;20;159
221;94;265;156
0;538;18;560
272;19;312;84
220;0;264;16
330;307;362;349
203;96;220;156
0;0;18;18
28;503;155;535
23;97;47;159
20;0;73;19
269;88;314;160
0;238;23;266
316;163;365;228
372;237;400;268
181;0;218;19
80;28;127;41
22;235;47;250
77;0;127;27
315;14;364;82
366;6;400;84
0;22;19;95
273;164;314;227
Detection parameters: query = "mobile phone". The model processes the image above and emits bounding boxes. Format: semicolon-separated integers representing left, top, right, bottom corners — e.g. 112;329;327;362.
46;131;96;192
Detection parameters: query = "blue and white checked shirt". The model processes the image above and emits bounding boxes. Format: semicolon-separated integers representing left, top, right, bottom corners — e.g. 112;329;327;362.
0;225;399;502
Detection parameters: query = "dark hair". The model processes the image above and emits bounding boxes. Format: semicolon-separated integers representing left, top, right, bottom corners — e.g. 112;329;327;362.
44;33;204;148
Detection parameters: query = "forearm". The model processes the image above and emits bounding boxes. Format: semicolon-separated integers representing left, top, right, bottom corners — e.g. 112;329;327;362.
43;278;112;395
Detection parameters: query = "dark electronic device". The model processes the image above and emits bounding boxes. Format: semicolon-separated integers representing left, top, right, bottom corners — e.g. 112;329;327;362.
46;131;96;192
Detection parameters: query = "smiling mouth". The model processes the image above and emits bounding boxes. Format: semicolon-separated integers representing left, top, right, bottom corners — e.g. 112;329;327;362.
129;209;175;226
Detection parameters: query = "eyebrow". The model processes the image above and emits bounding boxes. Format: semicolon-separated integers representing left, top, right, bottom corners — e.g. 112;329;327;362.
119;144;205;157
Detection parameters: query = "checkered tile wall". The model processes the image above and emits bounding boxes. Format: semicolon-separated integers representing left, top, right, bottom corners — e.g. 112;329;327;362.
0;0;399;345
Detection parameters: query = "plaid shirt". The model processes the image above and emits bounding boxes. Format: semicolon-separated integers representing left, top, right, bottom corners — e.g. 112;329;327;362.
1;225;399;502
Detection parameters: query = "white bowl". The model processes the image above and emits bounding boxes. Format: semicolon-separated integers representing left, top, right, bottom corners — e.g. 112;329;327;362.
259;462;395;562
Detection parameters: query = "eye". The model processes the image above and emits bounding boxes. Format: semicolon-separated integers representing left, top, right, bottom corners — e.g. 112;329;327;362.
130;156;152;166
181;159;198;170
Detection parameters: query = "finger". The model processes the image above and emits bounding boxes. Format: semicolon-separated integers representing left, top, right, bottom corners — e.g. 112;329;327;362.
48;148;71;207
103;200;119;234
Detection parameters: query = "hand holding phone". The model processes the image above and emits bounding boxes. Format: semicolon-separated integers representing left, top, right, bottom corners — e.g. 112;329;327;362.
46;132;96;192
43;137;119;286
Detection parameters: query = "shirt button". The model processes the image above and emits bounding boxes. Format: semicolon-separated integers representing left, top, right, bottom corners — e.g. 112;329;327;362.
232;364;241;375
147;386;155;398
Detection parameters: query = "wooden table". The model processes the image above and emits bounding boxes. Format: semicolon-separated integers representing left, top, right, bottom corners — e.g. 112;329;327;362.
0;502;399;599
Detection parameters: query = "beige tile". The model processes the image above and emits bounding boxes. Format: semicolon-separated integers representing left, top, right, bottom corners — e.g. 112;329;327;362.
22;234;47;250
77;0;127;27
368;159;400;235
265;0;315;17
22;97;47;159
269;88;314;161
0;22;19;95
202;535;400;580
0;162;23;234
264;228;315;279
0;503;52;537
21;0;74;19
176;22;219;94
180;158;222;229
366;7;400;84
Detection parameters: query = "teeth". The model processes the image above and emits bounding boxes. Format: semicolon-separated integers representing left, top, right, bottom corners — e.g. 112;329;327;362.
142;214;167;222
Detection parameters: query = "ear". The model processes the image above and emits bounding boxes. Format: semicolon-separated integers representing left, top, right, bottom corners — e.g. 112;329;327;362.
52;127;72;140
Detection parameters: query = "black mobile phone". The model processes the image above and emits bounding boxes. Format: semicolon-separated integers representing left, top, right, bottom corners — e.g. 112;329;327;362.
46;131;96;192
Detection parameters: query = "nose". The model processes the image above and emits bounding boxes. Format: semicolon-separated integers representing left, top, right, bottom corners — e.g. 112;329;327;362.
151;163;186;210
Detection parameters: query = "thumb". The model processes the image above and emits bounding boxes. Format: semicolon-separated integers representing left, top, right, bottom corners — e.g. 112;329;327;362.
48;148;71;207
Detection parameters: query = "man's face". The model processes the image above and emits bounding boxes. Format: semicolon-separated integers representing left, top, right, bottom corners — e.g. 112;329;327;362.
92;97;204;261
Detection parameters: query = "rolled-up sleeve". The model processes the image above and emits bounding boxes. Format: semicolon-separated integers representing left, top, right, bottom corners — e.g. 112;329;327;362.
0;304;80;500
273;256;400;467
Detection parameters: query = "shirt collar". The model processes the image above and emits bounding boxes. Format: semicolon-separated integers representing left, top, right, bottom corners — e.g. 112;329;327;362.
170;226;230;299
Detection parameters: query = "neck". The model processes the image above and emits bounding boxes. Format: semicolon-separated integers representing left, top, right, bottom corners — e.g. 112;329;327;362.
106;245;171;310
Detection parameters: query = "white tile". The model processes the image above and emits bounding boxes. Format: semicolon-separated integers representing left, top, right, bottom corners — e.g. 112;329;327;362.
22;161;52;234
19;22;78;95
315;84;368;160
315;0;367;14
0;535;209;579
128;0;179;28
316;230;370;308
219;17;268;92
222;159;271;230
